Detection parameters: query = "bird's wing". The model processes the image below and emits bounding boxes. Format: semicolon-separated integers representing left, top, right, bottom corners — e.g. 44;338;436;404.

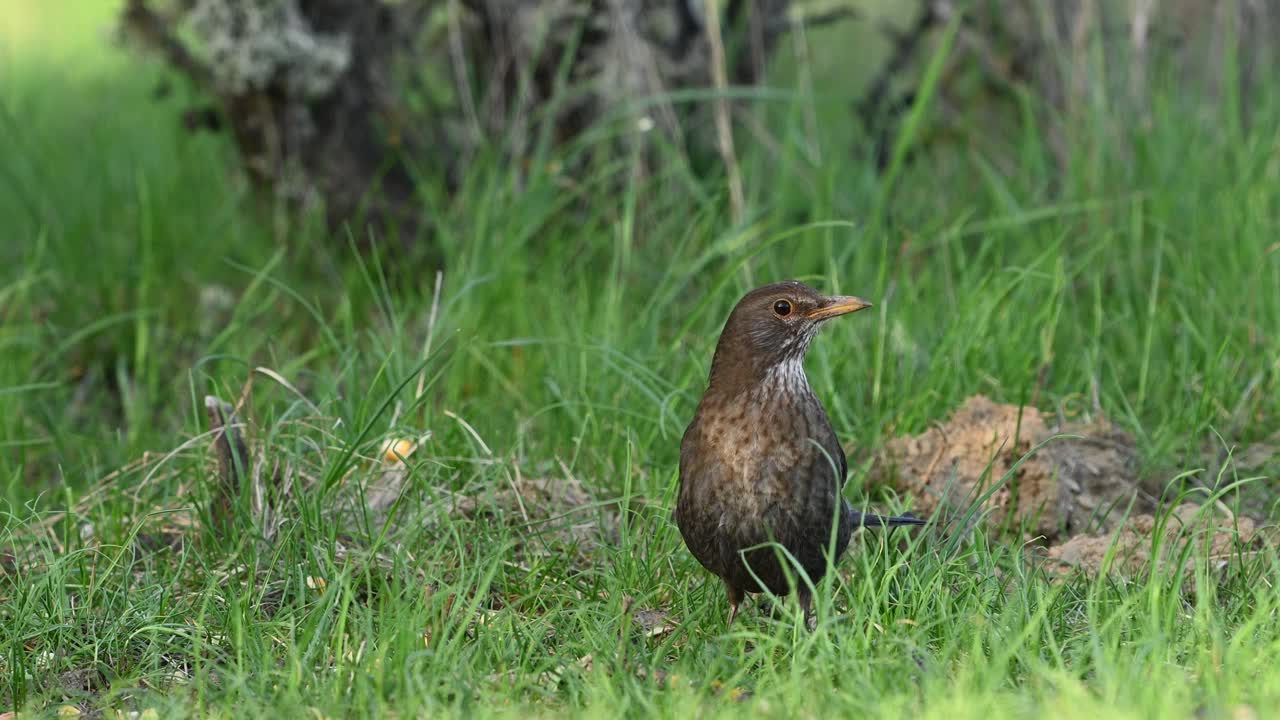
811;402;848;487
675;429;730;575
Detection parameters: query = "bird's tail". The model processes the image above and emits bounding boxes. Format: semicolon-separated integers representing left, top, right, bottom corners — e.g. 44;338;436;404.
849;510;927;528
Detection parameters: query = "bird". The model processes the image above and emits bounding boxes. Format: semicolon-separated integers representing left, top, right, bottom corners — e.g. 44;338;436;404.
674;280;926;628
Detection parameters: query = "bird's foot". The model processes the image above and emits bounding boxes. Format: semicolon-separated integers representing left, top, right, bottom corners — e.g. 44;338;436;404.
798;589;816;631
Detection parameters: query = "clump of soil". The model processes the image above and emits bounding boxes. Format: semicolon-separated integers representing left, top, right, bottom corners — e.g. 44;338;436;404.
869;395;1151;541
869;394;1278;580
1044;503;1271;580
359;435;619;558
452;473;619;557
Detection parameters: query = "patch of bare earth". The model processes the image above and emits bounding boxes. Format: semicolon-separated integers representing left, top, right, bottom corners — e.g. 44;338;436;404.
363;437;620;565
869;394;1152;540
1044;503;1275;582
868;394;1275;579
449;471;620;560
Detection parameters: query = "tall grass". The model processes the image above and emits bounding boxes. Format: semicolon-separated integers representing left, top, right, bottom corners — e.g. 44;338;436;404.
1;1;1278;717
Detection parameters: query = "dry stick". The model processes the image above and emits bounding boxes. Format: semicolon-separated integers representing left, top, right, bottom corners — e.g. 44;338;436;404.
703;0;745;226
205;396;249;536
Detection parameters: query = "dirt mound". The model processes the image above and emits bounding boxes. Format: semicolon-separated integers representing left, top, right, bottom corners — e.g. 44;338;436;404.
364;442;619;559
869;395;1150;540
1044;503;1271;579
453;473;617;555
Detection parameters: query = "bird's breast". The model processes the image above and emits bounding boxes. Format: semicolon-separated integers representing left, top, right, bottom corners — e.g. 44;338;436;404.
687;389;823;514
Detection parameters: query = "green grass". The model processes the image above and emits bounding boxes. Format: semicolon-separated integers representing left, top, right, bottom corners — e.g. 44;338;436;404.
3;1;1280;718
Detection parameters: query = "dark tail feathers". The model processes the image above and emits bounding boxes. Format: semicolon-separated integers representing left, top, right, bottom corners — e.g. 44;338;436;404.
849;511;927;528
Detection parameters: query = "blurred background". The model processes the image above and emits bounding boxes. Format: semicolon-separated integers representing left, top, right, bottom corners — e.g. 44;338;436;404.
2;0;1278;504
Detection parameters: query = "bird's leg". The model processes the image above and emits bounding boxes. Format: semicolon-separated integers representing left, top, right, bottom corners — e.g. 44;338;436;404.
798;587;816;631
725;582;744;628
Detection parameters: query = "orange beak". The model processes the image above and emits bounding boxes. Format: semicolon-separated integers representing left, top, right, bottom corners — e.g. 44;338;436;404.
806;295;873;321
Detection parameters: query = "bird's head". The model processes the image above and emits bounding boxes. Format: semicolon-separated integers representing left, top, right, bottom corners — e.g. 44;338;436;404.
706;280;873;393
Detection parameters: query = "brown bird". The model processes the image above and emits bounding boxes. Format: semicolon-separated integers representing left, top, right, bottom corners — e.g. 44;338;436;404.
674;280;925;628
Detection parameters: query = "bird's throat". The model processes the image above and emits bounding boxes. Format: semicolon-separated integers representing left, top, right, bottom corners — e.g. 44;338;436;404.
706;354;812;409
758;357;810;400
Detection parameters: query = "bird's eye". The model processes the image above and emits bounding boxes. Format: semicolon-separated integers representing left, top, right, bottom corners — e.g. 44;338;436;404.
773;300;792;316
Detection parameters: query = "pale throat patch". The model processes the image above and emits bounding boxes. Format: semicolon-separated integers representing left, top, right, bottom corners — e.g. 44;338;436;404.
757;356;810;401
